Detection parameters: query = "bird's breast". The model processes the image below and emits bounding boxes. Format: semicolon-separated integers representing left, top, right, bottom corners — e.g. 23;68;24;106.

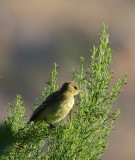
38;96;75;123
61;97;74;112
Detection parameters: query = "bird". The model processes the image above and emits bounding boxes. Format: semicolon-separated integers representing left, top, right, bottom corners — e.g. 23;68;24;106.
29;81;83;124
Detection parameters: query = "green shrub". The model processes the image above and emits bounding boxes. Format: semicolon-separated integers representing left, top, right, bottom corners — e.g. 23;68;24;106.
0;24;127;160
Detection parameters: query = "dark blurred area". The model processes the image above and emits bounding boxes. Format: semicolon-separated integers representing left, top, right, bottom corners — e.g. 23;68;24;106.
0;123;16;154
0;1;135;159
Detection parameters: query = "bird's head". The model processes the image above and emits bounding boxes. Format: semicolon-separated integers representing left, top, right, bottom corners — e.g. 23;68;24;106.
60;81;83;96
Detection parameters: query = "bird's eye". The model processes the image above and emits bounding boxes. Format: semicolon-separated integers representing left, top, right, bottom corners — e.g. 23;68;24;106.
74;86;77;90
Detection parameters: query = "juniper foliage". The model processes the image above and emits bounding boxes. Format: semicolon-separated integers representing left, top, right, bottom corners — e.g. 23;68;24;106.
0;24;127;160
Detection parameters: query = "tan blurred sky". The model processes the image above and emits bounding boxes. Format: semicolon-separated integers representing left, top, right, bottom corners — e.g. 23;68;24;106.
0;1;135;159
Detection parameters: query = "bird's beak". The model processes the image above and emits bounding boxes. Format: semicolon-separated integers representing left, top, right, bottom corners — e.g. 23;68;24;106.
78;89;84;93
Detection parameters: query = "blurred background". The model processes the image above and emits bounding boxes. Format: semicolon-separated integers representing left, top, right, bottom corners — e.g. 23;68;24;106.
0;1;135;159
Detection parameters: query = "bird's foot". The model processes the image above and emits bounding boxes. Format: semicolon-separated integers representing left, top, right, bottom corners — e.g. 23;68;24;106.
46;122;56;129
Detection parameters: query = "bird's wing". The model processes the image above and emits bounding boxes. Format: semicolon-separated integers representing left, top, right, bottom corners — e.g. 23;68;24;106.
29;91;61;121
43;91;60;104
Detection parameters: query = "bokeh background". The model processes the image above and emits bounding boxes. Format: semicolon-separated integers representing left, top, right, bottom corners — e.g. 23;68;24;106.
0;1;135;159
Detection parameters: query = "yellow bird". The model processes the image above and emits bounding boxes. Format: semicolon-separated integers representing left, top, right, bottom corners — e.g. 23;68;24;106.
30;81;83;124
